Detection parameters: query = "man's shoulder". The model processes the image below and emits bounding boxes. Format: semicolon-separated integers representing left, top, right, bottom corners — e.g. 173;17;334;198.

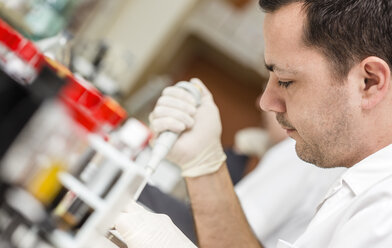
364;174;392;196
350;174;392;208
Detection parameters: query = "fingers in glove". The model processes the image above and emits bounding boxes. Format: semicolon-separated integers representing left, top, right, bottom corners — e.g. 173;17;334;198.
162;86;197;106
151;106;194;128
190;78;212;97
150;116;187;134
156;95;196;116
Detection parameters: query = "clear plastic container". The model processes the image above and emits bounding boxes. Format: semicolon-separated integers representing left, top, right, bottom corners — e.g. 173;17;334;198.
0;97;90;206
0;72;106;207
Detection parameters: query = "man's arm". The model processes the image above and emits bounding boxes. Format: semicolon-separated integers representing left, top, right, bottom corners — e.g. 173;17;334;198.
146;78;262;247
186;163;263;248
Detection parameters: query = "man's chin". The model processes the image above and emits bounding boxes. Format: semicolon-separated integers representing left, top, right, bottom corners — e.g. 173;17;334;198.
294;142;317;165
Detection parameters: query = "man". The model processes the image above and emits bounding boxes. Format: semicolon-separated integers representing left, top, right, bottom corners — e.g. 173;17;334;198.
235;112;345;247
136;111;345;247
115;0;392;247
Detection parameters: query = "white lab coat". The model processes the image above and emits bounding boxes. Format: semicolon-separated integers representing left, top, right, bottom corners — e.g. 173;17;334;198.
278;143;392;247
235;138;346;248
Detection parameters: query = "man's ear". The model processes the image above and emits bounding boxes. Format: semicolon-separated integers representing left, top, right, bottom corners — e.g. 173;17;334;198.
360;56;391;110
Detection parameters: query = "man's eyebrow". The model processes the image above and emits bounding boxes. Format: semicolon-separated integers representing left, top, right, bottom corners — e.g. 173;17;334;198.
265;63;274;72
264;62;298;74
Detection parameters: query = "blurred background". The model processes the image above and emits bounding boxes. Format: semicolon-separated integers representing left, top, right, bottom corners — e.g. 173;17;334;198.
0;1;272;246
1;0;269;147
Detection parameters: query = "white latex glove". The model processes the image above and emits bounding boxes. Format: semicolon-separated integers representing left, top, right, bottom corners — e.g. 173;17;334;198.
115;201;196;248
234;127;270;158
149;78;226;177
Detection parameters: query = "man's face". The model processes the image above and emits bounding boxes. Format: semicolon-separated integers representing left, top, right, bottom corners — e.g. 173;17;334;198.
259;3;362;168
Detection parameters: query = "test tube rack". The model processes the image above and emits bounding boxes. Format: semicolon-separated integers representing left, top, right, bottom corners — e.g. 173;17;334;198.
48;134;146;248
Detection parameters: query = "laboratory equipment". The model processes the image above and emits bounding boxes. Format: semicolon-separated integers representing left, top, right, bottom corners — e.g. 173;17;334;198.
0;18;152;248
0;16;200;248
53;118;151;232
132;81;202;200
0;19;44;84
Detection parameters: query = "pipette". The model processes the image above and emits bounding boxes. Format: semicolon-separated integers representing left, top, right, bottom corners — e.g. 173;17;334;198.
132;81;201;200
106;81;201;248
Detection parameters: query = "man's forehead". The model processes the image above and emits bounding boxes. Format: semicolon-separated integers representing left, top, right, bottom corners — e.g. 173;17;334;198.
264;2;305;29
263;1;306;48
263;3;308;76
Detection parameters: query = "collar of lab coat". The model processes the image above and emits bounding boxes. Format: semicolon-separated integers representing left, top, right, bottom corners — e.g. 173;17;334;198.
317;143;392;211
341;144;392;196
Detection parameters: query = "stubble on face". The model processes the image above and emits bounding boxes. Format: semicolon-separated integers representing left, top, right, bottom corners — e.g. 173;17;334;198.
277;86;358;169
264;3;363;168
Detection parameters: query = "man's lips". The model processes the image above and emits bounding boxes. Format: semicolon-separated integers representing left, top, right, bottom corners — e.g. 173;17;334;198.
276;114;295;132
281;126;295;131
281;126;296;135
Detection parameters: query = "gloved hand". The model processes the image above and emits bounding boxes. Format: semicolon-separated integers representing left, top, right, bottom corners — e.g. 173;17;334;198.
115;201;196;248
149;78;226;177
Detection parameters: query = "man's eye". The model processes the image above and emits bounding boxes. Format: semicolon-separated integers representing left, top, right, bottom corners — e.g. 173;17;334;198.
278;80;293;88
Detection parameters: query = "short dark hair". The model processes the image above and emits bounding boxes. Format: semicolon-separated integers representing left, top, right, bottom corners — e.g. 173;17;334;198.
259;0;392;79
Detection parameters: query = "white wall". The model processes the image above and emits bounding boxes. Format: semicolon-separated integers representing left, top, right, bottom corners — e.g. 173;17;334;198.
103;0;198;92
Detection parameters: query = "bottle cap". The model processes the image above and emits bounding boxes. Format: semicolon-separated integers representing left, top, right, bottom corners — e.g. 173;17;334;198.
93;97;127;129
0;19;44;71
0;20;23;51
60;76;103;132
16;41;44;70
61;75;103;111
69;104;101;132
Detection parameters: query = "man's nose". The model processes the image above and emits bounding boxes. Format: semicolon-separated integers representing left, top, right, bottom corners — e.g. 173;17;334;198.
259;81;286;113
